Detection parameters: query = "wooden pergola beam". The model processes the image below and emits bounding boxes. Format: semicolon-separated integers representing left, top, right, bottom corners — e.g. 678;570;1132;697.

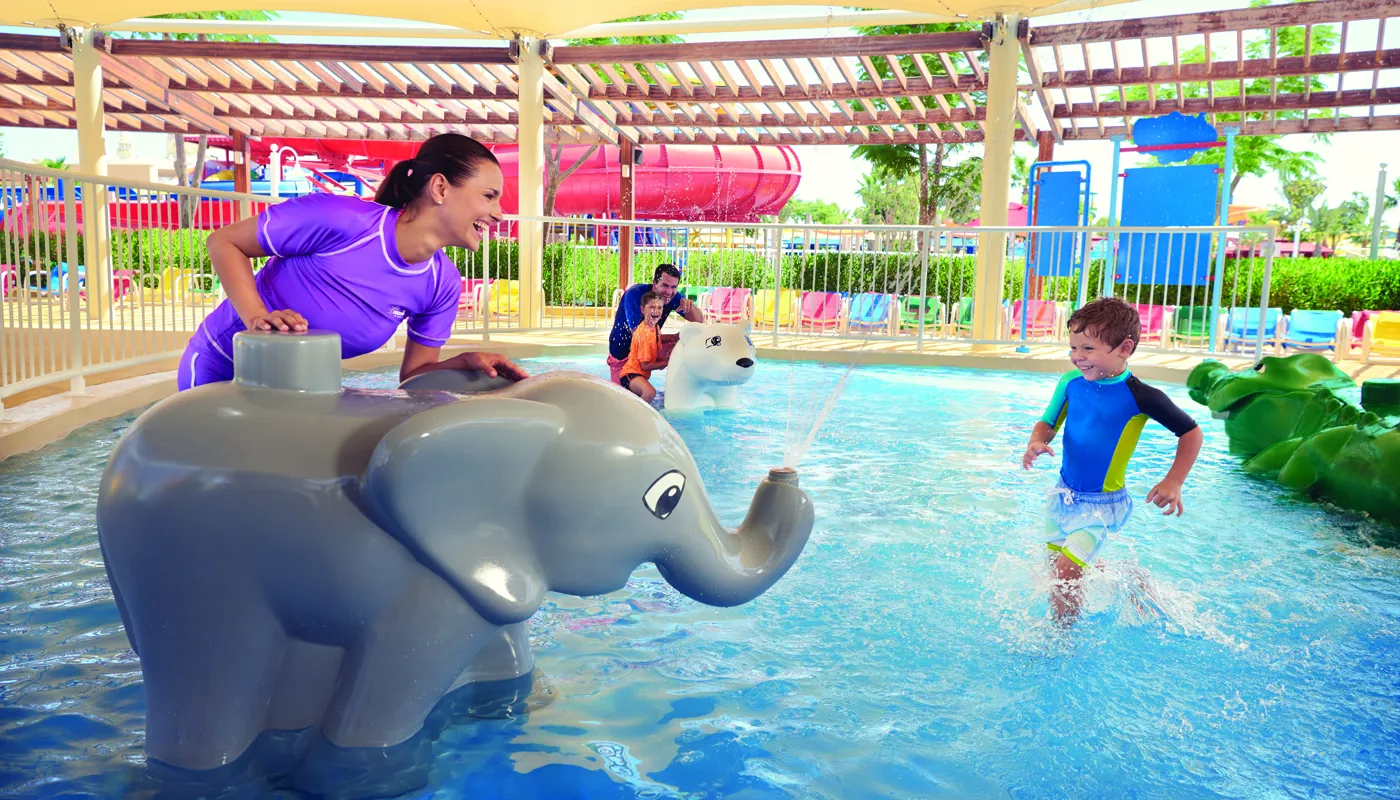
2;72;516;100
1031;0;1392;46
552;31;985;64
107;38;514;65
586;73;979;103
1042;48;1400;89
1054;86;1400;118
1058;113;1400;139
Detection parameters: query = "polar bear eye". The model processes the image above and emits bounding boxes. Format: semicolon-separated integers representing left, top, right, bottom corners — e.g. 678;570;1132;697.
643;470;686;520
705;336;721;348
744;335;754;348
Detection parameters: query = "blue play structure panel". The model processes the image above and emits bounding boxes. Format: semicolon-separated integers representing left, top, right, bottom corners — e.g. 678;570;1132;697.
1115;164;1216;286
1132;112;1217;164
1030;171;1082;278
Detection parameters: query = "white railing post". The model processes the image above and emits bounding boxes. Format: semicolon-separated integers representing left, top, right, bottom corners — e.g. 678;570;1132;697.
770;226;783;346
63;177;87;396
917;223;931;352
1254;240;1275;362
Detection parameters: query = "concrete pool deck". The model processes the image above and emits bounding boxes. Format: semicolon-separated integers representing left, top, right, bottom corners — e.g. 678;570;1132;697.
3;331;1398;461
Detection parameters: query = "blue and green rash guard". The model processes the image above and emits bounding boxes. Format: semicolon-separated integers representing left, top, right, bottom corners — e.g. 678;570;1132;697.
1040;370;1199;494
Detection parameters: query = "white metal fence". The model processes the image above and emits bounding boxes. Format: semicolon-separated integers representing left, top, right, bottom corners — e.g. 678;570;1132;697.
1;159;1282;417
0;159;281;414
496;215;1280;358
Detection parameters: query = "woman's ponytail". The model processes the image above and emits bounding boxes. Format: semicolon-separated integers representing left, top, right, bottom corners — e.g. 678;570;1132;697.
374;134;499;209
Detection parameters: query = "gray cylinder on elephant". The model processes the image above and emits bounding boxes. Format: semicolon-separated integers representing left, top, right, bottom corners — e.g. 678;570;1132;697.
96;330;815;772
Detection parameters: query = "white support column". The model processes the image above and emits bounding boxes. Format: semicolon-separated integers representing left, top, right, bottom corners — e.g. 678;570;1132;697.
515;36;546;329
971;14;1021;349
71;26;111;320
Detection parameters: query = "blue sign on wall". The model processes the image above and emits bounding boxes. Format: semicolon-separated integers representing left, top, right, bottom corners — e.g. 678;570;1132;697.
1115;164;1217;286
1030;171;1084;278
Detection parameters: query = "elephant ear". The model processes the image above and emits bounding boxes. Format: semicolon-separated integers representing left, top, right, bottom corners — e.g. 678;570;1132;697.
362;398;566;625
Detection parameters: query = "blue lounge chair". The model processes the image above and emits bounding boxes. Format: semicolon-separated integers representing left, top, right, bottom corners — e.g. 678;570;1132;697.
1281;310;1346;359
844;293;895;335
1222;307;1283;353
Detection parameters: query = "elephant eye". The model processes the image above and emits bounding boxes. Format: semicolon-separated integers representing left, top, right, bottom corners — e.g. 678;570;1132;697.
705;336;721;348
643;470;686;520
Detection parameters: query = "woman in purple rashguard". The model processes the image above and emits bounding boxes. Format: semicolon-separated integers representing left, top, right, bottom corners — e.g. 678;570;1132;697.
177;133;528;390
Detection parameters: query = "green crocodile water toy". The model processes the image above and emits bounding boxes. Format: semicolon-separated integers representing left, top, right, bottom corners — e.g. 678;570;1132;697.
1187;354;1400;531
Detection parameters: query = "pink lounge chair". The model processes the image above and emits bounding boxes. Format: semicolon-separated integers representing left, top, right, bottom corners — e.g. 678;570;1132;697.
1131;303;1173;345
1008;299;1061;339
705;287;752;324
797;291;844;333
459;278;490;314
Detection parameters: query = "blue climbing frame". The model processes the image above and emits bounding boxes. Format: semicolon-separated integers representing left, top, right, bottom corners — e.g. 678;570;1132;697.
1100;124;1239;352
1019;160;1091;350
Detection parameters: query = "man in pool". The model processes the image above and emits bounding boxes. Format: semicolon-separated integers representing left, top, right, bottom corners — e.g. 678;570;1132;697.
607;264;704;385
1021;297;1204;622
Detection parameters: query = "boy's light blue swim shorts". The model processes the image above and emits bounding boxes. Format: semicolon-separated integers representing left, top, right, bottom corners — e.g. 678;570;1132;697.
1044;479;1133;567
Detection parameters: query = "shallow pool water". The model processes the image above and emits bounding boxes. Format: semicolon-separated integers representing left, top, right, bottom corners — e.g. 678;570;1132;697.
3;356;1400;798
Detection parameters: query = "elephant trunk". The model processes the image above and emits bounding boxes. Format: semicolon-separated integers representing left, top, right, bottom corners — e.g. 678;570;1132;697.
656;468;815;607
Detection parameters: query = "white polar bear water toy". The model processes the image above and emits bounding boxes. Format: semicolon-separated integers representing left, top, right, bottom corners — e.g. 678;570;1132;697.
663;323;757;410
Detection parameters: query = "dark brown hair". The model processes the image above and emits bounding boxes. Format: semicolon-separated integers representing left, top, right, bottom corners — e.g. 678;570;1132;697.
374;133;499;209
1067;297;1141;350
640;290;666;308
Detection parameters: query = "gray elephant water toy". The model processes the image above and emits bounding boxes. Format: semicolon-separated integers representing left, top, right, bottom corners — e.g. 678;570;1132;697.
96;330;814;773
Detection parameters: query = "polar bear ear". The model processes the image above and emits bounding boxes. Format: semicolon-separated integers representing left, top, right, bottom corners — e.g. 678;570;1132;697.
679;323;705;347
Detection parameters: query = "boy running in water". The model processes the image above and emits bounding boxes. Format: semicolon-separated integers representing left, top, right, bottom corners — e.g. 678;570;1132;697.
1022;298;1204;622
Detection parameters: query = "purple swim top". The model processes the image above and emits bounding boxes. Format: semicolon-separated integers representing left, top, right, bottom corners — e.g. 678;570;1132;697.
184;193;462;380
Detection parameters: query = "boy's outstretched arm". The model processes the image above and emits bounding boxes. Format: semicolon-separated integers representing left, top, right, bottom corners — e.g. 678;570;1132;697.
1022;421;1058;469
1147;427;1203;516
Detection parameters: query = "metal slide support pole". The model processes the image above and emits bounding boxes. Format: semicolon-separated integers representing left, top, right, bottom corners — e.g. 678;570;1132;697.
1209;125;1239;354
1103;135;1124;297
1370;163;1388;261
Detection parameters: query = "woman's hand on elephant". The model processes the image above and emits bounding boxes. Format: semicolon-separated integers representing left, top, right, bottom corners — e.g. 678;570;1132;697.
447;351;530;381
247;309;308;333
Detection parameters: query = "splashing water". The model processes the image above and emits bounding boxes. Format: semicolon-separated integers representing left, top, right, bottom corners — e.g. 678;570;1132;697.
782;340;869;468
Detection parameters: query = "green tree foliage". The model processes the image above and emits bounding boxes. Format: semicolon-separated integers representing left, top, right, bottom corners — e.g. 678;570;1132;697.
856;167;919;225
1306;192;1371;250
850;21;985;227
116;11;280;226
555;15;682;217
565;12;684;46
1102;0;1331;194
779;198;848;224
118;10;279;42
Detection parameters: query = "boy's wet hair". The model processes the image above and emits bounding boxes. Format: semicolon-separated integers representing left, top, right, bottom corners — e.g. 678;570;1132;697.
1067;297;1141;350
640;290;665;308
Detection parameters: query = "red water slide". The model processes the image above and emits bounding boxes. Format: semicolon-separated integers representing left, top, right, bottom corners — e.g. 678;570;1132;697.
206;137;802;222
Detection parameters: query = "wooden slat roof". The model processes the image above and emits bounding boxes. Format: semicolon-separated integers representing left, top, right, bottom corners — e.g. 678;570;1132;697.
0;0;1394;146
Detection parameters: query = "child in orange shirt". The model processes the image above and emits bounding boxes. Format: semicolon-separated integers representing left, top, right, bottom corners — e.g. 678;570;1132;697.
618;291;669;403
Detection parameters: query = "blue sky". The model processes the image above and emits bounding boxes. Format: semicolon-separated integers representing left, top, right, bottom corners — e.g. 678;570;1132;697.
2;0;1397;229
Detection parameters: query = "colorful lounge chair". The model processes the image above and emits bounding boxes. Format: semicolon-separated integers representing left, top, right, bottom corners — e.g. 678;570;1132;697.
1222;307;1284;353
1006;299;1062;340
1362;311;1400;365
844;293;896;335
484;279;521;321
1130;304;1173;346
1280;309;1346;358
796;291;845;334
752;288;800;332
898;295;944;335
1165;306;1222;350
704;287;752;325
